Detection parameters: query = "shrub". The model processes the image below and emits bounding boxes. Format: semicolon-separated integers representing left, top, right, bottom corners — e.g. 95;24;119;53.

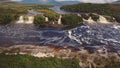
43;10;59;21
89;13;99;21
34;15;45;25
81;14;89;20
113;15;120;23
61;14;83;26
0;14;17;25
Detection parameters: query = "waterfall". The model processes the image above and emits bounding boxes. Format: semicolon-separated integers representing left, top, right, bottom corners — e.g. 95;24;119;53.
58;15;62;24
25;16;34;24
52;22;55;24
16;16;24;24
98;15;109;24
77;14;81;17
16;15;34;24
45;17;49;22
84;17;95;23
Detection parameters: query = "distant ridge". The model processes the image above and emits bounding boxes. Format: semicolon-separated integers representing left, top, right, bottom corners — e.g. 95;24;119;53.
115;0;120;3
56;1;80;5
20;0;80;5
0;0;9;2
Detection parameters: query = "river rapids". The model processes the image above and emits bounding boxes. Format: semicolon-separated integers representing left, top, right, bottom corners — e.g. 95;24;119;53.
0;23;120;51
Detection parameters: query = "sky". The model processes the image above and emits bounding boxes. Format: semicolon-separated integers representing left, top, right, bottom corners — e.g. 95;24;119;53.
11;0;119;3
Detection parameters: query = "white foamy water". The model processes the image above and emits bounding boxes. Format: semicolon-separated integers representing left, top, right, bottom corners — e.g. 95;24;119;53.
16;16;34;24
0;21;120;51
98;15;110;24
25;16;34;24
83;17;95;24
58;15;62;24
68;30;82;45
45;17;49;22
113;25;120;29
16;16;24;24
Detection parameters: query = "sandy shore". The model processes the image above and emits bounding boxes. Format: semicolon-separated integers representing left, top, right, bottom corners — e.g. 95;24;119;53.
0;44;119;58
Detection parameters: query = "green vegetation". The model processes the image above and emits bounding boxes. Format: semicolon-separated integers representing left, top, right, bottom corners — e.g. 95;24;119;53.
81;14;89;20
37;9;59;22
0;14;18;25
0;7;19;25
0;2;53;25
34;15;45;25
93;56;120;68
44;10;59;21
113;15;120;23
61;14;83;26
61;3;120;23
0;2;52;14
0;53;80;68
0;53;120;68
61;3;113;15
89;13;99;21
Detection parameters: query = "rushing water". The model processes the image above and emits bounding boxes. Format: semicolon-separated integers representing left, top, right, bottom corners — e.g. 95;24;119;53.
0;6;120;52
0;23;120;51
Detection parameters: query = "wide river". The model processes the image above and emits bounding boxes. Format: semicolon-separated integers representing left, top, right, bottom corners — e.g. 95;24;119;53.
0;6;120;52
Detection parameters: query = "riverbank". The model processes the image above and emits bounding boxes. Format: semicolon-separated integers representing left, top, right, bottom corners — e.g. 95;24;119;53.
0;53;80;68
0;45;120;68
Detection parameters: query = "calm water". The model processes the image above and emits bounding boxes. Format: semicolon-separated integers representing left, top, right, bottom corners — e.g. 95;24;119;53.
49;6;80;14
49;6;67;14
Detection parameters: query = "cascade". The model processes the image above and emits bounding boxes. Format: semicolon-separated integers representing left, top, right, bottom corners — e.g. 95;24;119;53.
84;17;95;23
98;15;109;24
45;17;49;22
25;16;34;24
52;22;55;24
77;14;81;17
58;15;62;24
16;16;24;23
